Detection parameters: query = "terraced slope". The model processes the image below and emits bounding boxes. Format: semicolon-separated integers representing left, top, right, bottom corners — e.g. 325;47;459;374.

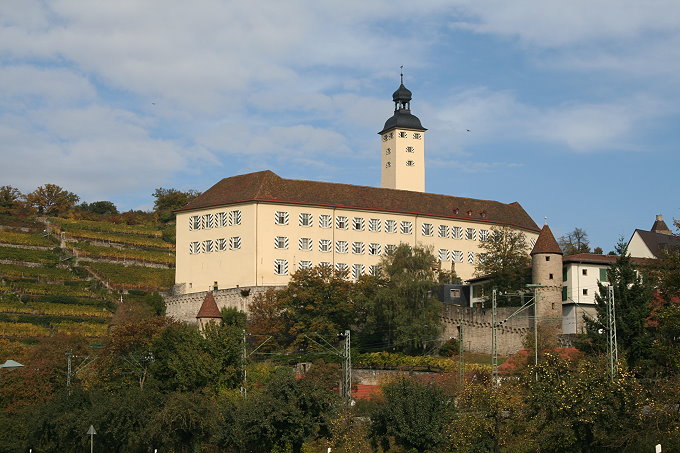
0;214;176;347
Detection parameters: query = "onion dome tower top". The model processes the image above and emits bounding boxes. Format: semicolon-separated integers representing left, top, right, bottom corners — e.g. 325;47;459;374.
379;69;426;135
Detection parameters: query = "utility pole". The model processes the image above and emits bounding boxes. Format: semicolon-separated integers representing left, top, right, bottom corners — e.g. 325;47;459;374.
458;325;464;387
491;289;498;385
66;351;73;395
533;288;539;381
341;330;351;400
606;285;618;380
242;329;247;397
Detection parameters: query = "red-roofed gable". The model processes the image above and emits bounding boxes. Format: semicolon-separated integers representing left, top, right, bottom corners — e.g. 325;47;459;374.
530;225;563;256
196;292;222;319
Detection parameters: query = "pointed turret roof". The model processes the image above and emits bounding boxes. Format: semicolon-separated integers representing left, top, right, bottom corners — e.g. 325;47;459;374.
196;292;222;319
651;214;672;235
531;225;563;255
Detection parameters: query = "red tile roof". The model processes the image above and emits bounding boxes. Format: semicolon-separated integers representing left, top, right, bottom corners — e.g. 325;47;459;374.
530;224;563;255
564;253;655;266
176;171;539;232
196;292;222;319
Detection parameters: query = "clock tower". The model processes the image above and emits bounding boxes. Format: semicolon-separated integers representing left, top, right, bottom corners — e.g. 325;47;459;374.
378;74;427;192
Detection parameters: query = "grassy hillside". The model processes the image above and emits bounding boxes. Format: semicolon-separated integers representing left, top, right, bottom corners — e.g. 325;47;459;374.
0;212;175;346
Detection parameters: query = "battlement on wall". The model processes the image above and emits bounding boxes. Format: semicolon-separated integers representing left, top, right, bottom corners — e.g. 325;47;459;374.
441;304;533;356
163;285;282;324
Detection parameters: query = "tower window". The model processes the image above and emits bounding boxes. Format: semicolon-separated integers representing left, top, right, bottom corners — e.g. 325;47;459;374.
413;133;421;139
406;146;414;153
382;134;389;142
582;269;588;276
385;148;391;155
399;131;408;138
406;160;415;166
385;162;391;168
549;273;554;280
582;288;588;296
546;256;550;261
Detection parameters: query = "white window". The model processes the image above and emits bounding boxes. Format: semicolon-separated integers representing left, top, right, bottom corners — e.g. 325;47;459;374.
400;221;413;235
465;228;477;241
230;210;242;226
218;212;229;228
299;213;313;227
452;226;463;240
274;211;289;225
336;240;348;254
385;220;397;233
335;263;348;273
204;239;214;253
369;218;381;232
438;249;449;261
384;244;397;255
319;261;332;268
479;230;489;242
421;223;433;236
352;242;365;255
369;265;380;276
203;213;215;229
352;217;365;231
274;259;288;275
230;237;241;250
189;241;201;254
399;131;408;138
352;264;365;279
319;239;332;253
413;133;422;139
189;216;201;231
452;250;463;263
336;216;348;229
274;236;289;249
299;237;312;251
530;238;537;248
438;225;449;238
217;238;228;251
467;251;475;264
406;160;415;166
406;146;414;153
298;260;312;270
319;214;332;228
369;243;381;256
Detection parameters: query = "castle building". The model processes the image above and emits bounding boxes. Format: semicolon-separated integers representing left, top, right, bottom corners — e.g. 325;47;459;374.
172;80;540;297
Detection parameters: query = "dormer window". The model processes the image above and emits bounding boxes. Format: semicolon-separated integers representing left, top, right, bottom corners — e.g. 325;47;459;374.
453;208;460;215
480;211;487;218
467;210;473;216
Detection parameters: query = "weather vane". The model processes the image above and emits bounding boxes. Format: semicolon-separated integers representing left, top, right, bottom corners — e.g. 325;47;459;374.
400;65;404;84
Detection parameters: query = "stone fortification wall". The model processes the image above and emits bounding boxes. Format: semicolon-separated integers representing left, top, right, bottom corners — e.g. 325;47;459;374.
441;304;532;356
164;285;281;324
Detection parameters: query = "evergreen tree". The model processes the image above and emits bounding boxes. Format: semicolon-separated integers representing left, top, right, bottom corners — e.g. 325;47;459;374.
583;239;655;371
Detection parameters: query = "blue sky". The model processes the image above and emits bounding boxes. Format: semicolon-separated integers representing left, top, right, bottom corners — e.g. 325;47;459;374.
1;0;678;252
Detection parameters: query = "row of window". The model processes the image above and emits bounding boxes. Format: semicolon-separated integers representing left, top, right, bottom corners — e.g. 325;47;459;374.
438;249;483;264
189;210;242;230
382;131;422;141
385;160;416;168
275;212;490;239
189;237;241;254
384;146;417;155
274;237;397;255
273;259;380;279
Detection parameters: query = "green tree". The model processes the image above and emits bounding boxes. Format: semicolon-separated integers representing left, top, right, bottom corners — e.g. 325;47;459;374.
583;239;655;372
0;185;22;214
559;227;591;255
522;353;646;452
152;187;200;222
150;322;242;392
370;376;453;452
24;184;80;216
365;245;443;353
77;200;119;215
475;225;531;305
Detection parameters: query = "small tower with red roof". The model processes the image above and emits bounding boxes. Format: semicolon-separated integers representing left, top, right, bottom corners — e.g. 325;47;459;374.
530;224;563;334
196;292;222;332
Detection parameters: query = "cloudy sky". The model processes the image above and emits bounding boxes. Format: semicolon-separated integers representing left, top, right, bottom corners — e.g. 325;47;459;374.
1;0;678;252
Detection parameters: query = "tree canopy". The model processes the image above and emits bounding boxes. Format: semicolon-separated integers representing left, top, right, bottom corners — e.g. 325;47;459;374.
559;227;591;255
24;184;79;216
152;187;200;222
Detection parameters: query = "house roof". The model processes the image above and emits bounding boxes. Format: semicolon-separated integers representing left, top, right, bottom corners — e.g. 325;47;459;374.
177;171;540;232
530;224;563;255
651;215;672;235
632;229;680;258
196;292;222;319
564;253;655;266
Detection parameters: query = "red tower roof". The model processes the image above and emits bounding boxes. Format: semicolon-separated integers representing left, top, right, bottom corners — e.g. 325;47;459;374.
530;224;563;256
196;292;222;319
